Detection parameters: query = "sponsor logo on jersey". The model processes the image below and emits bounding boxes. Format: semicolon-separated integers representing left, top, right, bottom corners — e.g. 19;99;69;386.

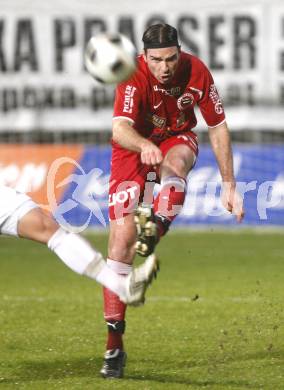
209;84;224;114
153;101;163;110
147;113;166;129
123;85;136;113
153;85;181;97
177;92;194;110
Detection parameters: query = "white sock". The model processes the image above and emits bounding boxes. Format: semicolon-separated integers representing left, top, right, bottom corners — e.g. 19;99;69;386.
96;258;132;299
47;228;129;297
96;264;127;297
47;228;104;275
106;258;132;275
96;258;132;296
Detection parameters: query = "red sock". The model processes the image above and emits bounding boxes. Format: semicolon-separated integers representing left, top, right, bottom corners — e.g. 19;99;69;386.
103;260;132;351
154;176;187;237
103;287;127;350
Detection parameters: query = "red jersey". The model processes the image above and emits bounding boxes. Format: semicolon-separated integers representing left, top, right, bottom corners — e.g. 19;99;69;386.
113;51;225;143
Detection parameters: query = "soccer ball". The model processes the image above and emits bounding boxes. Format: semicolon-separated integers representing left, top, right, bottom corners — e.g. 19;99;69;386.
85;33;137;84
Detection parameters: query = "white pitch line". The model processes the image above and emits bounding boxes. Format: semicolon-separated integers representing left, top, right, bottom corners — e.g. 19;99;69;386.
2;295;49;302
148;296;264;303
1;295;264;303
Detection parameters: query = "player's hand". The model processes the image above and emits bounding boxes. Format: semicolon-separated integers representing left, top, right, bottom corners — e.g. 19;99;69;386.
140;141;163;166
221;182;245;223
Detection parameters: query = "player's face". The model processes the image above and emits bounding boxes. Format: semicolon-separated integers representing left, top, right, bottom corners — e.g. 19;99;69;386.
144;46;180;84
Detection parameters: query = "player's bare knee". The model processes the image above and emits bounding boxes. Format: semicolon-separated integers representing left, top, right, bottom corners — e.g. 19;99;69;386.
34;212;59;244
42;215;59;239
174;158;188;177
162;157;188;178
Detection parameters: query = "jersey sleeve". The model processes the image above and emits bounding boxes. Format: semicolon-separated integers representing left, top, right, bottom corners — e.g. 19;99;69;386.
197;64;226;128
113;76;142;124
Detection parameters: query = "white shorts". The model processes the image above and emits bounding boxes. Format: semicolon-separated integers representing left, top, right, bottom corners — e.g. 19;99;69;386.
0;186;38;237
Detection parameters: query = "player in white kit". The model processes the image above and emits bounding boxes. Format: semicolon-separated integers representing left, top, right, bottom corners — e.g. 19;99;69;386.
0;185;159;305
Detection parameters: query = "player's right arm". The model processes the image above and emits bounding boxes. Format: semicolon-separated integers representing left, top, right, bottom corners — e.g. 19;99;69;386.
112;65;163;166
112;118;163;165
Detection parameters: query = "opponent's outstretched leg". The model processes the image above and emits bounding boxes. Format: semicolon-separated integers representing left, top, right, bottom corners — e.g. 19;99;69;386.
9;203;159;305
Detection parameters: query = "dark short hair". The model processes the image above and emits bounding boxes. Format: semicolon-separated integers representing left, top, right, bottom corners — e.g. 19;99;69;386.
142;23;180;49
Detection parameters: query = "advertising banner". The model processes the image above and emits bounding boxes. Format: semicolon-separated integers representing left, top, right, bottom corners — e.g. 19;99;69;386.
1;143;283;228
0;0;283;131
0;144;83;205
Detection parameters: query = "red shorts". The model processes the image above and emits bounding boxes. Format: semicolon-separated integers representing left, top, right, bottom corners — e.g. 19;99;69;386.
109;131;198;220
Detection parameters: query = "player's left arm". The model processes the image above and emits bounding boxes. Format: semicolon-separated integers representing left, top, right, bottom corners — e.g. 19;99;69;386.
208;121;245;222
195;59;245;222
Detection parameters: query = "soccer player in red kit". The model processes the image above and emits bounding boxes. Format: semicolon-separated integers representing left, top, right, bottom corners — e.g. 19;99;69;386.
101;23;244;378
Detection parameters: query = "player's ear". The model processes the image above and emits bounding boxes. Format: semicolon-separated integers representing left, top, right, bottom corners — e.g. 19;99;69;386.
143;49;147;61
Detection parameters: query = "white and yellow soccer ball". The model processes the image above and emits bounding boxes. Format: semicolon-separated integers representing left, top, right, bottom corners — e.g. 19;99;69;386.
85;33;137;84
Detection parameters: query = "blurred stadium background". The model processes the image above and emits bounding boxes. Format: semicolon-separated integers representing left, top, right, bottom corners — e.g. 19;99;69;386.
0;0;283;229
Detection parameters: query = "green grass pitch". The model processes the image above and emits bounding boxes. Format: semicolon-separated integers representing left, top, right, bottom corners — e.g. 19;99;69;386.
0;230;283;389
